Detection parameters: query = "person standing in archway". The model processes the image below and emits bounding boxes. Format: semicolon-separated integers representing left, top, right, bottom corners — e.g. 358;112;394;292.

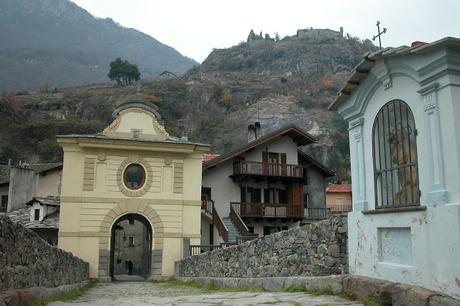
127;260;133;275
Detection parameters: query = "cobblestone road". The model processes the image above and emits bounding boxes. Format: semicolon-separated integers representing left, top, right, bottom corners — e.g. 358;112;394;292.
49;281;363;306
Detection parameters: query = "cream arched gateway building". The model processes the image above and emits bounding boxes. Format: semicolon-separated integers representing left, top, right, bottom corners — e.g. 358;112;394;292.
57;97;209;280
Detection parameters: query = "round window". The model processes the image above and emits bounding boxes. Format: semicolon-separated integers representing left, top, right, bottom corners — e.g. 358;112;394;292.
123;164;146;190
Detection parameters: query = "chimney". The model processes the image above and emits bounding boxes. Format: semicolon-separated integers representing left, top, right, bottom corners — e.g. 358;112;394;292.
411;41;427;48
254;122;262;139
248;124;256;143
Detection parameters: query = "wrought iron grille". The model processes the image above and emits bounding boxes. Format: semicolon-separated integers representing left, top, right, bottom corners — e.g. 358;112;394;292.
372;100;420;208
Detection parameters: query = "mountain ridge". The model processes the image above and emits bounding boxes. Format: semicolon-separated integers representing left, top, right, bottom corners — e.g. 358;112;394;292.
0;28;377;180
0;0;197;91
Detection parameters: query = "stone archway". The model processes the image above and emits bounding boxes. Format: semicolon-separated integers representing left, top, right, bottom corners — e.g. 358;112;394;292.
97;202;164;280
110;213;152;280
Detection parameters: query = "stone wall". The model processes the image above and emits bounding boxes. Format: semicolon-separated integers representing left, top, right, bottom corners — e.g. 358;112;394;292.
0;215;89;293
178;216;347;277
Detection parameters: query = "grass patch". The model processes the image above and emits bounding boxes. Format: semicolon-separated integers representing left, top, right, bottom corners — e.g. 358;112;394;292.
359;297;383;306
340;292;383;306
155;278;336;296
26;282;96;306
152;278;251;292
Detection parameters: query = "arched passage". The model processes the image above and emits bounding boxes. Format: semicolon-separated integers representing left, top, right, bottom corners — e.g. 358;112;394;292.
97;202;165;280
109;213;152;280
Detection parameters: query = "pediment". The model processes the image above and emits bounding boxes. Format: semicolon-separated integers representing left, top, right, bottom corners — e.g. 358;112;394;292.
103;107;169;141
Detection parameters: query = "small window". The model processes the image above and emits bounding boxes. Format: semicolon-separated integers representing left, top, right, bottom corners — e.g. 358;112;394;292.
128;236;134;247
129;216;135;225
304;193;310;207
34;209;40;221
0;195;7;211
373;100;420;208
132;129;141;139
123;164;146;190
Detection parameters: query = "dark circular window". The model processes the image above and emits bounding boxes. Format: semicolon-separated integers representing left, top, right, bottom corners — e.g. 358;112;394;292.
123;164;146;190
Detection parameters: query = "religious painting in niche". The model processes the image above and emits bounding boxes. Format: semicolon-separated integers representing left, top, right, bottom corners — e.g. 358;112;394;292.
373;100;420;208
123;164;146;190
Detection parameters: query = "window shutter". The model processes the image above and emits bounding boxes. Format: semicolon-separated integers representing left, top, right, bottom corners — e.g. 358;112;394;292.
262;151;268;162
240;186;246;202
281;153;287;164
264;189;270;203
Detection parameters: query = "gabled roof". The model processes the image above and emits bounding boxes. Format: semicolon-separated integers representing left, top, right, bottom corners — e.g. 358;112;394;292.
204;124;317;170
7;206;59;230
297;150;335;177
326;184;352;193
26;196;60;207
329;37;460;111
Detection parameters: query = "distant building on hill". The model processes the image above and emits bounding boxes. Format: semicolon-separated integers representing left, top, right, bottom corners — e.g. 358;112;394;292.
159;70;178;79
296;27;343;40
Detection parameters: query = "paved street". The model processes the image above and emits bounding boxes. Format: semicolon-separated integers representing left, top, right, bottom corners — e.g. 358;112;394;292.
49;281;363;306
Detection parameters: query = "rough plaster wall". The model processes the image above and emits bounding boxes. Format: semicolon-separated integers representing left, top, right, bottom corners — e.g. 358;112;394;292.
36;170;62;197
0;215;89;291
303;167;326;208
7;167;37;212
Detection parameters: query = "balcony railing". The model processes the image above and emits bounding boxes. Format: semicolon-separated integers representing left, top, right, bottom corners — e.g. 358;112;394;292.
304;207;331;220
230;204;259;239
201;199;214;215
233;160;303;178
330;204;352;213
212;207;228;242
231;202;304;219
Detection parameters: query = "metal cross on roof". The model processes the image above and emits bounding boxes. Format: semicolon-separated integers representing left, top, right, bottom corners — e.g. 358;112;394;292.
372;21;387;49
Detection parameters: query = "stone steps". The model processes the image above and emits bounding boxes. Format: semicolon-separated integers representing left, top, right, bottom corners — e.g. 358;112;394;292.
222;217;240;242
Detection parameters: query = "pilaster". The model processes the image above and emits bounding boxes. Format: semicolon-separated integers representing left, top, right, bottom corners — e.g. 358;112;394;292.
418;83;448;205
349;118;368;211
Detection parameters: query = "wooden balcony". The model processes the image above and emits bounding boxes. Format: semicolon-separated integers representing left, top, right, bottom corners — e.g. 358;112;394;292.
232;160;303;179
231;202;304;219
329;204;352;213
304;207;331;220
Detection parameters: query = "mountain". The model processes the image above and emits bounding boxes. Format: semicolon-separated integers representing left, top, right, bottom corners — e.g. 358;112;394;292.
0;28;377;180
0;0;197;91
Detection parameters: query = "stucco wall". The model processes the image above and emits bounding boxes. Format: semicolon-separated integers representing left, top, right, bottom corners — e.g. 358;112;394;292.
36;169;61;197
326;192;352;211
0;215;88;292
339;48;460;299
58;142;205;279
179;215;347;278
303;166;326;208
202;161;239;218
7;167;36;212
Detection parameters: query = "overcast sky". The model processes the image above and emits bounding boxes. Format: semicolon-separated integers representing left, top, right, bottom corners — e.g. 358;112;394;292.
71;0;460;63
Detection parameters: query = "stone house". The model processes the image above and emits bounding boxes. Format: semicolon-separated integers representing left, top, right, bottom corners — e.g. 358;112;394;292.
6;196;60;245
330;37;460;298
0;162;63;244
57;96;209;280
200;123;334;246
325;184;352;213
